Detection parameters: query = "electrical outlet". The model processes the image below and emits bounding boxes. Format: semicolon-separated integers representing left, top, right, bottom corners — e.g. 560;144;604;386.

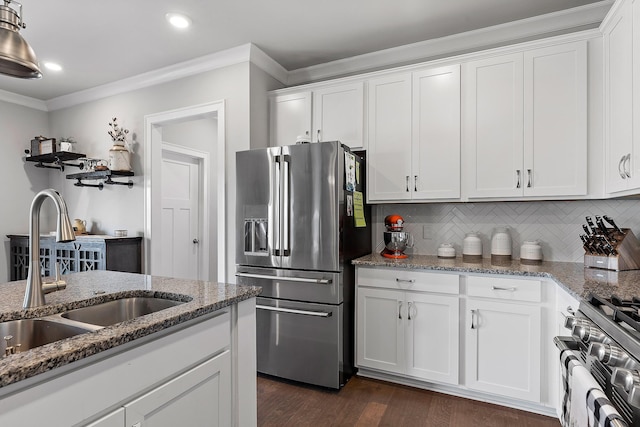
423;225;433;239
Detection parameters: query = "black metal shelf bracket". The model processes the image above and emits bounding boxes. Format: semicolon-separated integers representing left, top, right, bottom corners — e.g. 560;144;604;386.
104;177;134;188
33;158;84;172
73;179;104;190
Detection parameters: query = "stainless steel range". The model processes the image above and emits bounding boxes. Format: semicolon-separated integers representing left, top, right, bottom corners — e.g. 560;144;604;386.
556;294;640;426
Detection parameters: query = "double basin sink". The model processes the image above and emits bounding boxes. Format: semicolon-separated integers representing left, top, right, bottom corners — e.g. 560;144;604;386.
1;297;187;355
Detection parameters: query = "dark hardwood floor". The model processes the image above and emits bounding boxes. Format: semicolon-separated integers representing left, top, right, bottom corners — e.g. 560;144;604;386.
257;375;560;426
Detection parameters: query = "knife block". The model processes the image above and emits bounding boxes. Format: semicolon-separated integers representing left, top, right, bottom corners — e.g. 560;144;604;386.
584;228;640;271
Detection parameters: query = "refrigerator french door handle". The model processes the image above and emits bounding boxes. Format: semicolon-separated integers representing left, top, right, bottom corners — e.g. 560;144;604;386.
235;272;333;284
256;304;332;317
271;154;281;256
282;154;291;256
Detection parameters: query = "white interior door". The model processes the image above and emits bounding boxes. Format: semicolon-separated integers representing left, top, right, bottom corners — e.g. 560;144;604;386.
160;150;201;280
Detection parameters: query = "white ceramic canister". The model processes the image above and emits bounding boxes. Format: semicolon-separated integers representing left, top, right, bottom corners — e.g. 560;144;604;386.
437;243;456;259
463;232;482;261
491;227;512;256
520;240;543;263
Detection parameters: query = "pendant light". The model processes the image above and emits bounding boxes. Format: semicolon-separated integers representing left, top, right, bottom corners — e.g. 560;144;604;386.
0;0;41;79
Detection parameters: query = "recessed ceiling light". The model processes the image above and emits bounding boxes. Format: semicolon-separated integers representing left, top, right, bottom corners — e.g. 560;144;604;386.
166;13;191;29
43;62;62;72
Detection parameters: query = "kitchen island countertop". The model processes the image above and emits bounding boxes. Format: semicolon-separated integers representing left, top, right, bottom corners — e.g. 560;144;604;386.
353;253;640;301
0;270;261;390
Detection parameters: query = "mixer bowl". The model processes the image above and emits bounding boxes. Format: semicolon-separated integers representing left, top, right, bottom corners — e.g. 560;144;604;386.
383;231;411;254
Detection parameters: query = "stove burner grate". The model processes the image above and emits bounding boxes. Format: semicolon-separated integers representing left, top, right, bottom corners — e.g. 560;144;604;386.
589;294;640;335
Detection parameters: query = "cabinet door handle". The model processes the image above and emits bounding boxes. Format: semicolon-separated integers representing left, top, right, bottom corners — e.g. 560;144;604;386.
619;155;627;179
407;302;413;320
414;175;418;192
567;306;576;315
516;170;521;189
492;286;517;291
625;154;632;178
470;309;476;329
406;176;410;192
398;301;403;319
527;169;532;188
317;129;321;142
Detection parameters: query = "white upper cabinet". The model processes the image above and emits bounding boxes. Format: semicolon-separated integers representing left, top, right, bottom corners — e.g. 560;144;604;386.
412;65;461;200
269;91;312;147
524;43;587;197
602;0;640;194
463;54;524;198
367;72;413;201
312;82;365;149
367;65;461;202
269;82;365;150
463;41;587;199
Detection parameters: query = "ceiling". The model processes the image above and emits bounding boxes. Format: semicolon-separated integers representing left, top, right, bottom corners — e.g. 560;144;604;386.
0;0;606;102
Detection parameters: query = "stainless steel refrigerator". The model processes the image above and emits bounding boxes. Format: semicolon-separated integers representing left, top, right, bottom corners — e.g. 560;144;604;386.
235;141;371;389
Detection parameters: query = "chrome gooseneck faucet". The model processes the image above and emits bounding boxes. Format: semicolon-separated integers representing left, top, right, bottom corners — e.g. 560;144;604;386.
23;189;75;309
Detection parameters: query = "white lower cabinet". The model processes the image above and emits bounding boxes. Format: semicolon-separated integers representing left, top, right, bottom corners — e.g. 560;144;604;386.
356;268;460;385
356;267;555;414
125;351;231;427
0;300;259;427
465;298;541;402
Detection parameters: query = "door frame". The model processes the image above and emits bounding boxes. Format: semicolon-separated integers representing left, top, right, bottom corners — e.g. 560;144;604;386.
161;142;210;280
144;100;226;282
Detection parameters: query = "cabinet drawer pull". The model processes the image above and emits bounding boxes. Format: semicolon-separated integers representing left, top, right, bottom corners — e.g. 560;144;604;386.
395;278;415;283
492;286;516;291
398;301;403;319
470;309;476;329
516;170;521;189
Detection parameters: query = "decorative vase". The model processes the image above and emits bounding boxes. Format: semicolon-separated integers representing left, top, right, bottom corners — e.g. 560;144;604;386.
109;144;131;171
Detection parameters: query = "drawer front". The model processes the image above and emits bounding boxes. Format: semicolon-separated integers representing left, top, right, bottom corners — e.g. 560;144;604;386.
357;266;459;294
467;275;541;302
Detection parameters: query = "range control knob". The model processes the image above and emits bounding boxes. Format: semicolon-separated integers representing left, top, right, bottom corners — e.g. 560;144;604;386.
572;324;606;343
564;316;591;331
613;368;640;407
589;342;629;367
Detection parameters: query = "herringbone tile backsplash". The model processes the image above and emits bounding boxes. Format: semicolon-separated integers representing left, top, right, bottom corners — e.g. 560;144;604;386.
373;199;640;262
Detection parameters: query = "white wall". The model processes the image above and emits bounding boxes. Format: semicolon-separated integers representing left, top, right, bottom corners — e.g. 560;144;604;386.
0;101;50;282
48;62;252;281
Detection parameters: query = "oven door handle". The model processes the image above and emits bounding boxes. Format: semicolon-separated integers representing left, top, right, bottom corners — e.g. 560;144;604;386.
256;304;332;317
553;336;580;352
236;272;332;284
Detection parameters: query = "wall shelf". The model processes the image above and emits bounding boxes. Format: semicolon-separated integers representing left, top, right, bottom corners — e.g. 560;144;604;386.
25;152;86;171
66;170;134;190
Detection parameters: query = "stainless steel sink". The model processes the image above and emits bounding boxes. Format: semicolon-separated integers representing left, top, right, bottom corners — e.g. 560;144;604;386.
0;318;92;355
61;297;185;326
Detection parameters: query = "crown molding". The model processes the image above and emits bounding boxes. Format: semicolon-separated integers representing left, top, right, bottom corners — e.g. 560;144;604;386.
287;0;614;85
249;44;289;84
45;44;258;111
0;88;47;111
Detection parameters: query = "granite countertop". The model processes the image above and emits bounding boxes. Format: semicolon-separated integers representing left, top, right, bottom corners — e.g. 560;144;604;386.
353;253;640;301
0;270;261;390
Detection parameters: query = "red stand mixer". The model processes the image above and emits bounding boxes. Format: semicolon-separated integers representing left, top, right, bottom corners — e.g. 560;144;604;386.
381;214;414;259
